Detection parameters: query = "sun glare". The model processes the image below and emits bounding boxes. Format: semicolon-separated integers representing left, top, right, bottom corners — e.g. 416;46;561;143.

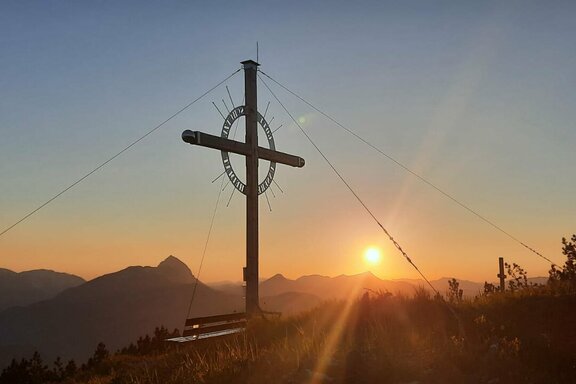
364;247;381;265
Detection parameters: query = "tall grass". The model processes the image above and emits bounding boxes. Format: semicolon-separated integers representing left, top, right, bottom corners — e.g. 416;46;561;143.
76;290;576;384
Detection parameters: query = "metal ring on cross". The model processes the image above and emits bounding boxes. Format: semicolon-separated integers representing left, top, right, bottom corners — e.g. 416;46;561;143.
220;105;276;195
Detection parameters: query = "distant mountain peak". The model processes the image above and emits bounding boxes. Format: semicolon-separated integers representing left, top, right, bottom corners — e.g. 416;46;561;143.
363;271;382;281
298;274;329;280
268;273;287;281
158;255;185;268
157;256;194;283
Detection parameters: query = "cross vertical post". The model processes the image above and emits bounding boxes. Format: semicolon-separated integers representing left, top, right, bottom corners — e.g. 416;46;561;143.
181;59;305;321
243;60;260;316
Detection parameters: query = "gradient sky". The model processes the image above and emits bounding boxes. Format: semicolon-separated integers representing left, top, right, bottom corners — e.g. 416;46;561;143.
1;1;575;283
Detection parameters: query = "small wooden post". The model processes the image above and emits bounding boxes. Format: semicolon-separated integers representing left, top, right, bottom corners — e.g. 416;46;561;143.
497;257;505;292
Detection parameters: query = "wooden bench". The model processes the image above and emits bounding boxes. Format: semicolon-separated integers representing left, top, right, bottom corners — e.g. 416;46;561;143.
166;312;247;342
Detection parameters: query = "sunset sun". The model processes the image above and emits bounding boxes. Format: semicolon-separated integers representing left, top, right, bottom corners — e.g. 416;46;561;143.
364;247;381;266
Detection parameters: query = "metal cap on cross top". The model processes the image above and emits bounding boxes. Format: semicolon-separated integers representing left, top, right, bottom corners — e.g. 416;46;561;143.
182;60;305;317
241;59;260;68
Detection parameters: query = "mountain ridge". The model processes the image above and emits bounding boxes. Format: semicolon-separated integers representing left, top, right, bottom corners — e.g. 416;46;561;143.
0;268;85;311
0;256;242;368
0;258;552;369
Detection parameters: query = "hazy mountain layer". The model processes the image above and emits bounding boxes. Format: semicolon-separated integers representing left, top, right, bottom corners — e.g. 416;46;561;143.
0;268;85;311
259;272;417;300
0;256;242;367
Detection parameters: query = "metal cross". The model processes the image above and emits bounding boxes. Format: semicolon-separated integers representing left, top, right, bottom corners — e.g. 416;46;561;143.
182;60;305;316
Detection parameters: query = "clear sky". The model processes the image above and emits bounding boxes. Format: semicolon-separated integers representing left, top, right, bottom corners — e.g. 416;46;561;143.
1;1;575;283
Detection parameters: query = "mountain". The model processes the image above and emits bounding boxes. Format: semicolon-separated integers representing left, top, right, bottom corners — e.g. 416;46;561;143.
429;277;486;297
397;276;550;297
208;272;417;315
207;278;324;315
0;256;243;368
208;280;245;296
0;258;551;369
260;272;416;301
258;273;552;306
0;268;85;311
260;292;323;316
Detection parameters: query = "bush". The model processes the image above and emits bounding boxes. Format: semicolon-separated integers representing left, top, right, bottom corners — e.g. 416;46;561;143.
549;234;576;293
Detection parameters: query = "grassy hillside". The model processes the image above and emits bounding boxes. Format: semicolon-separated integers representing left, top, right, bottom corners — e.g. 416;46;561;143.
11;286;574;384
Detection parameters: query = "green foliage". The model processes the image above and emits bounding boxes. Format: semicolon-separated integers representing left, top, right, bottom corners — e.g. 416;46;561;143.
505;262;530;292
119;325;180;355
447;278;463;303
0;352;76;384
0;342;110;383
64;359;77;378
84;342;110;373
71;290;576;383
549;234;576;293
483;281;498;296
484;259;543;297
5;291;576;383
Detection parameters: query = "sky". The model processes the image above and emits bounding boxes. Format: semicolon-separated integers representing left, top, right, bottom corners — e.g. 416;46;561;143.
1;1;575;284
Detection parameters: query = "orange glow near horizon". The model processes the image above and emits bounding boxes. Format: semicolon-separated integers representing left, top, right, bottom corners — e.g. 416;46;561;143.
0;222;562;284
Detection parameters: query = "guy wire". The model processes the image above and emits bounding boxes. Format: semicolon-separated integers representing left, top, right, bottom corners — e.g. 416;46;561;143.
0;69;241;240
259;74;439;295
258;70;558;268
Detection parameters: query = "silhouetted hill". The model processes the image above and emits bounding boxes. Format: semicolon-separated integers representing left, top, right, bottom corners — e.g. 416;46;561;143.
208;280;245;296
207;276;324;315
209;272;416;314
157;255;194;283
432;277;487;297
260;292;323;316
0;256;243;368
0;268;85;311
396;276;549;297
260;271;416;300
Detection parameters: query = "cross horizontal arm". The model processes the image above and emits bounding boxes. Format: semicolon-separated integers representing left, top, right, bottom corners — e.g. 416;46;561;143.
182;130;305;168
182;130;250;156
258;147;305;168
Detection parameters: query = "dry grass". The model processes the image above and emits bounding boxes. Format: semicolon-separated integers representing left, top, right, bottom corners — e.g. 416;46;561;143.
74;291;576;384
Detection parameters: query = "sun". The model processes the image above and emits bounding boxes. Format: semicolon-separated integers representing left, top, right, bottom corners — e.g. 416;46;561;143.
364;247;381;265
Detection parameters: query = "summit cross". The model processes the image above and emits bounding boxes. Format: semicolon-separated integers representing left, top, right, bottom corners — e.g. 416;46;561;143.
182;60;305;316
